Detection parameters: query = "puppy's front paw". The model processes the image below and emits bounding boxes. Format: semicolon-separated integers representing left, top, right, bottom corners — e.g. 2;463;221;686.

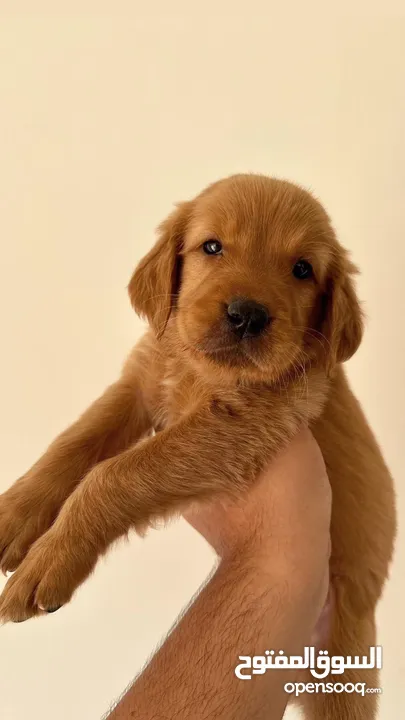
0;529;96;623
0;486;57;575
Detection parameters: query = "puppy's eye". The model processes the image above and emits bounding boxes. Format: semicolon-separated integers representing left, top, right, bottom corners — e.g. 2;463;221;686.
293;259;313;280
203;240;223;255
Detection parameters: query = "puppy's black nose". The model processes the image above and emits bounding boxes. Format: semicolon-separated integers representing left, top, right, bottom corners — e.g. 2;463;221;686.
226;299;270;339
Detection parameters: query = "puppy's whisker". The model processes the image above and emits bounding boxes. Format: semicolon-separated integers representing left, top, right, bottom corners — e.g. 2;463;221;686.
292;326;331;353
139;292;178;303
301;327;331;347
241;348;266;372
196;343;241;356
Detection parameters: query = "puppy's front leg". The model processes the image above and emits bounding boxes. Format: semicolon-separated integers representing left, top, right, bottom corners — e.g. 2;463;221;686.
0;345;152;575
0;379;325;622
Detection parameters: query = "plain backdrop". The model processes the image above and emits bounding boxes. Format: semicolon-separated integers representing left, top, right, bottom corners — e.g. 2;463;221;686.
0;2;404;718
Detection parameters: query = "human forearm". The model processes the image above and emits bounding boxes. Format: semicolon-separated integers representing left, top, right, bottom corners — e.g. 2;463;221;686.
108;552;322;720
107;429;331;720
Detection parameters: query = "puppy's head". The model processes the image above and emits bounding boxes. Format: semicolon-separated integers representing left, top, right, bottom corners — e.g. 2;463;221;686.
129;175;363;382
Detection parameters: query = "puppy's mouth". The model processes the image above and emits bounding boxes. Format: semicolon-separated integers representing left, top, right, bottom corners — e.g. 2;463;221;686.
192;329;270;369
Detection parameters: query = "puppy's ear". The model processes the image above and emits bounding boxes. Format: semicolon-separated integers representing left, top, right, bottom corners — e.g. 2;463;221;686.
320;257;364;374
128;202;191;336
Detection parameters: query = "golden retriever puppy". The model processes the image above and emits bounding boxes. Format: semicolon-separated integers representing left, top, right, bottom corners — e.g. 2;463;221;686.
0;174;396;719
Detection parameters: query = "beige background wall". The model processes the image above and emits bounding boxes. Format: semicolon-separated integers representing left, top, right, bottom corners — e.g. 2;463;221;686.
0;3;404;718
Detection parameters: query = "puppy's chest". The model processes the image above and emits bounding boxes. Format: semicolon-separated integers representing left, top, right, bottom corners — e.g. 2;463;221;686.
153;363;212;430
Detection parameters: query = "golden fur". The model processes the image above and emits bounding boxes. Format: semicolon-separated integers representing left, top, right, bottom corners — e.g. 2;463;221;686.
0;174;396;719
